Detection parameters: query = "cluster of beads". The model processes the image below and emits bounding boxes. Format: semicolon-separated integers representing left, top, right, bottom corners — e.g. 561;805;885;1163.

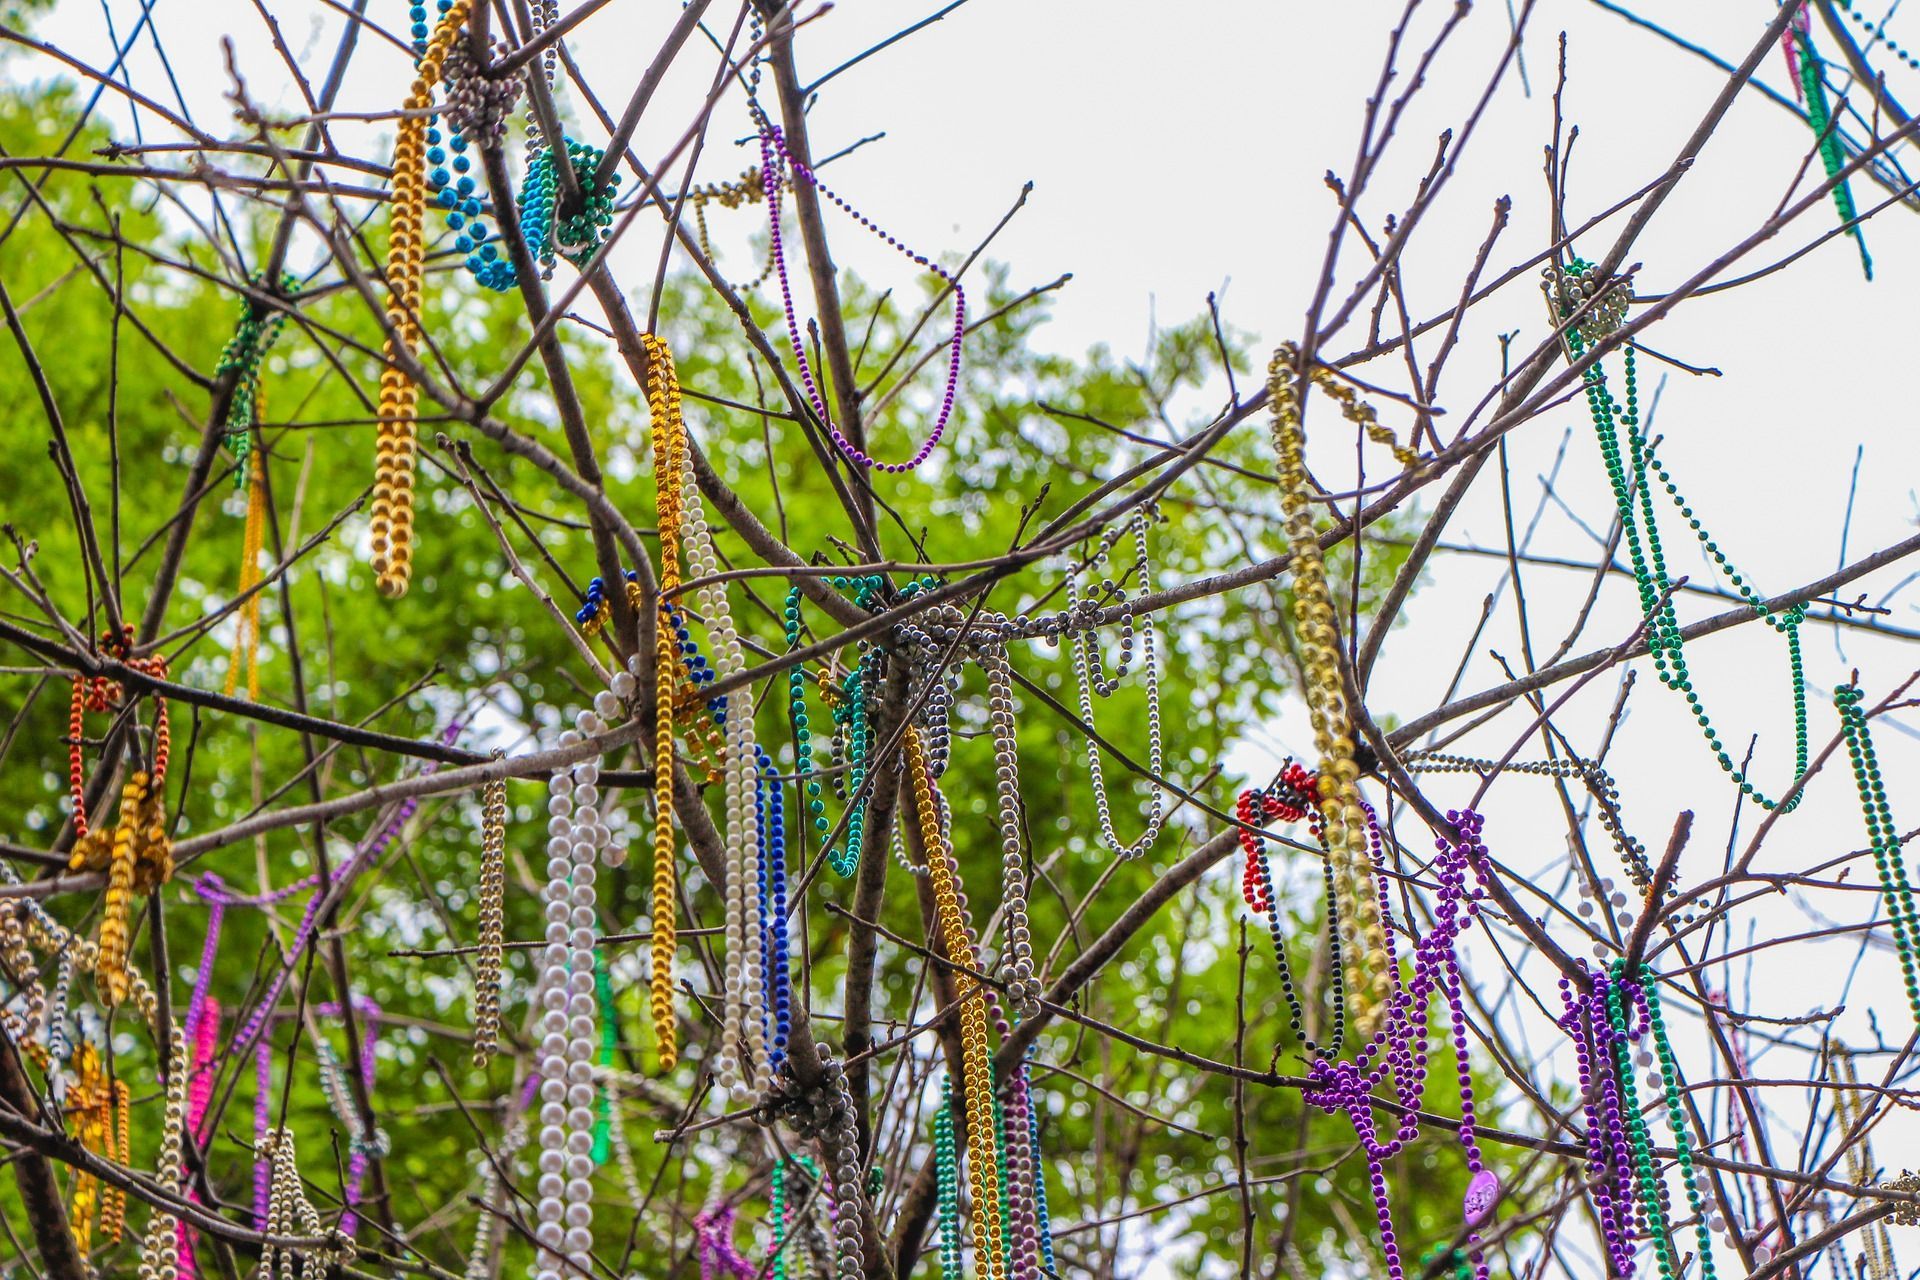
765;1055;867;1280
177;994;222;1280
1539;258;1630;348
1064;506;1170;859
262;1128;349;1280
787;578;889;879
686;166;783;291
67;624;171;842
521;139;620;279
768;1153;831;1280
934;1076;961;1279
1266;344;1401;1033
213;272;296;482
694;1204;757;1280
66;1038;129;1252
1300;808;1492;1280
1551;261;1810;812
373;0;472;598
67;767;171;1006
1784;9;1874;279
1836;682;1920;1024
758;125;966;473
473;771;508;1067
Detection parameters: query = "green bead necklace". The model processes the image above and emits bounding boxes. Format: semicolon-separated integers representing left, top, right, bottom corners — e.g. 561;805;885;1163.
1553;261;1808;812
591;950;617;1162
770;1152;822;1280
1836;683;1920;1024
786;577;884;879
214;273;299;487
1791;17;1874;279
935;1076;961;1279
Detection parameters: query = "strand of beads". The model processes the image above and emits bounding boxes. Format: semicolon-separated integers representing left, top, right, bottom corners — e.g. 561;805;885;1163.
786;577;886;879
532;683;622;1280
473;771;507;1068
935;1076;962;1279
225;444;268;701
1025;1061;1057;1278
1300;809;1495;1280
213;272;296;482
433;27;522;291
687;167;782;291
981;645;1040;1015
643;332;688;1073
1235;764;1347;1056
519;139;620;278
905;723;1008;1280
1831;1044;1898;1280
372;0;471;598
674;414;773;1100
1786;8;1874;279
177;994;221;1280
67;624;172;844
1065;508;1170;860
262;1128;343;1280
1831;0;1920;70
1837;682;1920;1023
757;745;793;1070
1557;975;1641;1279
1266;345;1401;1035
68;1039;109;1251
758;124;966;473
1548;261;1809;811
465;1116;528;1280
998;1047;1044;1280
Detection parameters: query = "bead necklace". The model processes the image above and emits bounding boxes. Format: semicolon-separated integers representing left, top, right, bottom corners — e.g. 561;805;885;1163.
1830;0;1920;71
905;723;1009;1280
67;1035;129;1253
177;993;222;1280
214;272;296;485
372;0;471;598
473;770;507;1068
1836;682;1920;1025
1301;808;1493;1280
262;1127;348;1280
430;15;521;292
226;444;269;701
521;139;620;279
764;1053;867;1280
758;125;966;473
1785;8;1874;279
786;578;888;880
1266;344;1415;1035
644;332;688;1074
1235;763;1348;1057
1065;507;1171;861
997;1040;1045;1280
1557;975;1642;1279
769;1153;829;1280
935;1075;962;1279
532;680;621;1280
1830;1043;1898;1280
688;166;784;292
757;745;793;1070
1548;261;1810;812
463;1113;529;1280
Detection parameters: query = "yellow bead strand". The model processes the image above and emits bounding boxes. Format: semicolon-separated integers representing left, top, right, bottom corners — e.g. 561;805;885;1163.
1265;345;1415;1034
96;770;148;1008
226;443;267;701
370;0;471;598
905;725;1006;1280
642;333;688;1072
100;1077;130;1245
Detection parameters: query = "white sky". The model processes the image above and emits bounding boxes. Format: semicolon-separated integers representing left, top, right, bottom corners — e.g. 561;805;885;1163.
21;1;1920;1274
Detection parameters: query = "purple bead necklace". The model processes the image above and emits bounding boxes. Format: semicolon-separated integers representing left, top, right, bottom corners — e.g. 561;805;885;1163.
1300;808;1495;1280
1559;970;1646;1278
758;125;966;473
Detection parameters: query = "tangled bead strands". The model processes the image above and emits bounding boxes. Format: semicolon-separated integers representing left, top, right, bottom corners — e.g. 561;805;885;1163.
1785;8;1874;280
372;0;472;598
1266;344;1407;1035
473;771;508;1068
1830;1044;1899;1280
758;125;966;473
1065;507;1170;860
1236;767;1349;1058
1836;682;1920;1025
1548;261;1810;813
644;333;688;1073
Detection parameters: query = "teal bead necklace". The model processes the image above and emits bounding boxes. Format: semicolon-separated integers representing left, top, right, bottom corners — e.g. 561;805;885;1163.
785;577;887;879
935;1076;961;1279
769;1152;822;1280
1789;10;1874;279
1829;0;1920;71
1836;682;1920;1024
1551;260;1809;812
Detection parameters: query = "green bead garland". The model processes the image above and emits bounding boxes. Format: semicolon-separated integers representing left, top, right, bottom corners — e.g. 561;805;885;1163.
935;1076;961;1280
214;272;299;488
1837;683;1920;1024
1605;978;1682;1280
1557;265;1809;812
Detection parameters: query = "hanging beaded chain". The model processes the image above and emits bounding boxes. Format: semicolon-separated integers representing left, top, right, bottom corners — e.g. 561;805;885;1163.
523;138;621;279
757;125;966;473
463;1115;529;1280
530;675;630;1280
642;333;689;1075
1236;764;1348;1057
995;1044;1046;1280
1830;1043;1899;1280
590;952;618;1162
372;0;470;598
473;770;508;1068
695;1202;758;1280
1557;974;1642;1280
756;744;794;1071
262;1127;350;1280
178;994;222;1280
1828;0;1920;71
225;442;269;701
1836;682;1920;1025
687;167;786;292
66;1036;130;1252
786;577;890;879
309;1002;392;1239
905;722;1009;1280
1300;809;1495;1280
1547;259;1811;812
1064;506;1172;861
934;1076;962;1280
769;1153;832;1280
432;18;524;292
1784;8;1874;280
1266;344;1416;1034
0;896;194;1280
214;272;297;484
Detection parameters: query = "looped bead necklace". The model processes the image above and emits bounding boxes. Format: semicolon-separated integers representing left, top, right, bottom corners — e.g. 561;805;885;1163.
1236;763;1348;1057
1836;681;1920;1025
758;125;966;473
1548;259;1810;812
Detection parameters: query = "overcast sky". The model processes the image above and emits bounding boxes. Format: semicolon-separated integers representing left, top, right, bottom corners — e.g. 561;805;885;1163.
22;2;1920;1271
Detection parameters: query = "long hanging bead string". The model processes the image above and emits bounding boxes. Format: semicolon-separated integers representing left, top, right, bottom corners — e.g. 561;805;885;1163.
371;0;472;598
262;1125;338;1280
905;723;1008;1280
464;1112;529;1280
67;1036;119;1252
997;1039;1046;1280
0;897;194;1280
214;271;297;485
427;0;521;292
253;997;387;1238
1785;5;1874;279
67;624;171;842
643;332;688;1075
687;166;785;292
1235;763;1347;1057
1300;808;1495;1280
176;993;221;1280
769;1153;828;1280
473;770;508;1068
1836;682;1920;1025
758;124;966;473
1065;507;1171;860
1828;0;1920;71
757;744;793;1071
1830;1043;1897;1280
1547;261;1810;812
1266;344;1415;1035
1558;974;1642;1279
225;442;269;702
786;577;888;880
934;1076;961;1280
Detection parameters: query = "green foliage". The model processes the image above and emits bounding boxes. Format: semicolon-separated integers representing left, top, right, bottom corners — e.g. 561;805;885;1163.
0;82;1493;1280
